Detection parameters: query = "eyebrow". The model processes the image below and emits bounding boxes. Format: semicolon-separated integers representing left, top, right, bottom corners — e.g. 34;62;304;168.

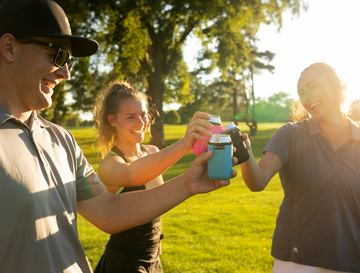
297;80;318;94
124;111;147;116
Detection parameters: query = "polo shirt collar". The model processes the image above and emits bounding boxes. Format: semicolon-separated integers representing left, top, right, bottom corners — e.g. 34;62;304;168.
349;119;360;141
308;118;321;136
308;117;360;141
31;112;51;129
0;104;50;129
0;104;14;125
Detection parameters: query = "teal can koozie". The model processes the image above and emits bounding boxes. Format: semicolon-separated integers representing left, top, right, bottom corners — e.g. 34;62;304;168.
207;134;233;180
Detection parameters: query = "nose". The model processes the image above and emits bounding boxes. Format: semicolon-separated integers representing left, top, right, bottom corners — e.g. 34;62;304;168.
56;64;71;80
138;116;146;126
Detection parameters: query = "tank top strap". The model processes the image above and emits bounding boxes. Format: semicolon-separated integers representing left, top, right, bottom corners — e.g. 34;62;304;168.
109;146;128;195
110;145;150;162
110;146;131;163
140;144;150;155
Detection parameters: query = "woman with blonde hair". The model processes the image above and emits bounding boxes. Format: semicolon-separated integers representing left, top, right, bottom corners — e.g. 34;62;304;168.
241;63;360;272
93;80;215;273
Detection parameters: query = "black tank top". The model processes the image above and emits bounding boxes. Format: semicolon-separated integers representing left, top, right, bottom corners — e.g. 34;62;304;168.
106;145;163;261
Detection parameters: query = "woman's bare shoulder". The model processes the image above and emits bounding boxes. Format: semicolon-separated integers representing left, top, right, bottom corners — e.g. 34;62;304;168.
99;152;127;170
142;144;160;154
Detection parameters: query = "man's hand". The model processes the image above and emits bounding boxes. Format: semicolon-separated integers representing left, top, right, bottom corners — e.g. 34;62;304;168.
184;150;238;195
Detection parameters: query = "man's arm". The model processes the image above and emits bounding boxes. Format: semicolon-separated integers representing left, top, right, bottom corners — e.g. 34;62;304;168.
77;150;237;234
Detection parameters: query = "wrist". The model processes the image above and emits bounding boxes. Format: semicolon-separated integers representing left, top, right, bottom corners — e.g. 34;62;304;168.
182;170;198;196
177;138;192;154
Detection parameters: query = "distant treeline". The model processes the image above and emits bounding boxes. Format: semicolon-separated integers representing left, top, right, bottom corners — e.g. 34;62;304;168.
166;91;294;124
64;93;360;128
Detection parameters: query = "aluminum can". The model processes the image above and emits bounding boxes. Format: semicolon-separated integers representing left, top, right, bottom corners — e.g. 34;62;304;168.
193;115;222;156
207;134;233;180
222;122;249;165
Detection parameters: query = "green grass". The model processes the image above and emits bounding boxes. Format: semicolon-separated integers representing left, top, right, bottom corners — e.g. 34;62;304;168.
70;123;283;272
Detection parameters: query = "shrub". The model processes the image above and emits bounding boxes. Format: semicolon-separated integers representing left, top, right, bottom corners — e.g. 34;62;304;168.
165;110;181;124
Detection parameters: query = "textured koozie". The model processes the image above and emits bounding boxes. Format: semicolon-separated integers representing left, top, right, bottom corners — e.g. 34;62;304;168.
207;134;233;180
207;142;233;180
193;125;221;156
192;115;222;156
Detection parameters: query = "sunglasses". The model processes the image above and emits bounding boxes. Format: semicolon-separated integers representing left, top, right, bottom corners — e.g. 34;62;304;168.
27;39;75;69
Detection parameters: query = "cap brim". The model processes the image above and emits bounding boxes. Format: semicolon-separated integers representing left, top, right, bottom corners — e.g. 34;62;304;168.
69;36;99;57
33;33;99;57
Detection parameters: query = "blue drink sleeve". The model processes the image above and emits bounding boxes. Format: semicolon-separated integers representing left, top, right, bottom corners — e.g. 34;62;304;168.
207;143;233;180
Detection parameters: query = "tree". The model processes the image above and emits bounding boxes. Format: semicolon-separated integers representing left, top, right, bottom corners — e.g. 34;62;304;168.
256;92;293;122
64;114;81;127
55;0;307;147
165;110;181;124
177;76;232;124
192;21;282;136
349;99;360;121
198;44;276;135
240;45;276;135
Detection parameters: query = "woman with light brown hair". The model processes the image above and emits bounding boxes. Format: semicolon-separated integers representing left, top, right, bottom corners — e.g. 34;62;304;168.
93;80;215;273
241;63;360;272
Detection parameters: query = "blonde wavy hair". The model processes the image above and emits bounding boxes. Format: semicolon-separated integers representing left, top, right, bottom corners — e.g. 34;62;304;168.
94;80;154;157
289;63;349;122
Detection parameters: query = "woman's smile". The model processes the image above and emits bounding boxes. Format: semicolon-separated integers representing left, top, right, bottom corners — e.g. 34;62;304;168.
309;101;321;110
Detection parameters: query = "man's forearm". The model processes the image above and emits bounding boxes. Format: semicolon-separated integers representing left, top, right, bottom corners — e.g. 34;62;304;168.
78;173;191;234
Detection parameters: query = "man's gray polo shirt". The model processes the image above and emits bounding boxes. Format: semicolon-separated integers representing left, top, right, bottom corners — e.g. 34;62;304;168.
0;105;106;272
263;118;360;272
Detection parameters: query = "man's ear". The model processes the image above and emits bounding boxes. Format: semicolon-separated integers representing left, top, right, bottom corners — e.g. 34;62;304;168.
0;34;16;63
107;114;116;126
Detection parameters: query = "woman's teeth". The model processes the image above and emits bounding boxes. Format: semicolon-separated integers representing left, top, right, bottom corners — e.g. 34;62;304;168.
309;101;321;109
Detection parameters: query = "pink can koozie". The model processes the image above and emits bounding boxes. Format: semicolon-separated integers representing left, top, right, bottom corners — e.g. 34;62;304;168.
193;115;222;156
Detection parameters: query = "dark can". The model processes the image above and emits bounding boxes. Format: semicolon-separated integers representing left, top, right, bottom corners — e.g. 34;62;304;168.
222;122;249;165
207;134;233;180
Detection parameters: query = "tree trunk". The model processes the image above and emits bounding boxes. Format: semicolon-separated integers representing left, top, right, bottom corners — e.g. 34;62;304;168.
232;73;239;126
245;118;258;136
250;121;258;136
146;73;166;150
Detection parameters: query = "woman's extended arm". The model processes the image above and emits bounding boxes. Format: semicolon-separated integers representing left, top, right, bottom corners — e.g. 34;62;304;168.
99;111;213;187
240;134;283;191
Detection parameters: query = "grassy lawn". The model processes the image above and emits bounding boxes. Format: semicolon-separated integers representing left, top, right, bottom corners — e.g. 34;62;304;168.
70;122;283;272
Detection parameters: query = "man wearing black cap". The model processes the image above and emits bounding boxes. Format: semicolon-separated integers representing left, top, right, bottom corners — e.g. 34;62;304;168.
0;0;235;272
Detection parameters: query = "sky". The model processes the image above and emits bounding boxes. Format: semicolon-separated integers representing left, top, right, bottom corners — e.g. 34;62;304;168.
177;0;360;110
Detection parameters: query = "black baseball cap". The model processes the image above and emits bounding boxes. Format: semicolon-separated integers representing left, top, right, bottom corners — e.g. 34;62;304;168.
0;0;99;57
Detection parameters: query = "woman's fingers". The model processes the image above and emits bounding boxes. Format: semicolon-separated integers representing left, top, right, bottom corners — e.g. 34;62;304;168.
242;133;251;150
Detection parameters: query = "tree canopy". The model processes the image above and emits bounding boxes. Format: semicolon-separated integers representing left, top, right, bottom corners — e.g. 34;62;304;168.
55;0;307;146
1;0;307;146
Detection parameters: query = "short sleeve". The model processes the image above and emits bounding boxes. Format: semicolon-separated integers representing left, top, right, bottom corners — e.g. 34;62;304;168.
263;123;293;167
72;136;106;201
